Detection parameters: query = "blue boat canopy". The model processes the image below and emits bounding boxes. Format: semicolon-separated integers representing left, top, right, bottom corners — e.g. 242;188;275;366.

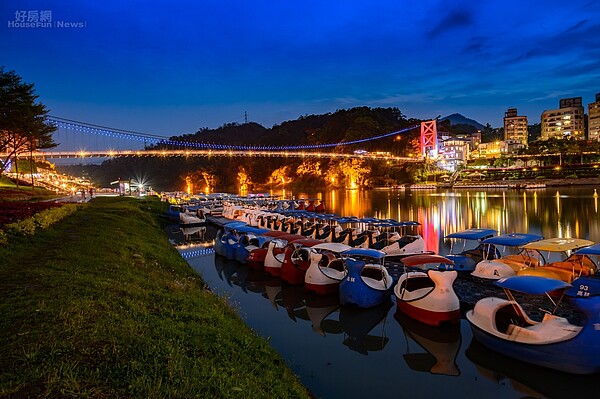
496;275;571;295
233;225;269;234
566;276;600;297
342;248;387;259
482;233;543;247
445;228;497;240
224;221;247;229
574;243;600;256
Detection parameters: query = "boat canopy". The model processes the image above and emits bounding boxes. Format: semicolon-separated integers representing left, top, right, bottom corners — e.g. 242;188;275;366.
233;225;269;234
574;243;600;256
263;230;287;237
566;276;600;297
275;234;305;243
496;275;571;295
521;238;594;252
289;238;322;247
481;233;543;247
401;254;454;267
445;228;497;240
311;242;352;253
343;248;387;259
224;221;247;229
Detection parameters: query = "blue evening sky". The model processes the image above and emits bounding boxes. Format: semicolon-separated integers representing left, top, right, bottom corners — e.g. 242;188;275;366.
1;0;599;136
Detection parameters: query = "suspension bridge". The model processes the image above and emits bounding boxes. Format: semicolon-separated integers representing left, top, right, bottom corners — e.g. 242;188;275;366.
22;117;440;163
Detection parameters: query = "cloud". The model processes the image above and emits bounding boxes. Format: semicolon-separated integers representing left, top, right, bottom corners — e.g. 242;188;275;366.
427;8;474;39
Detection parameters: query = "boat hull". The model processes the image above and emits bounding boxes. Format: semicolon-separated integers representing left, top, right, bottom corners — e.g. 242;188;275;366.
305;282;339;296
396;301;461;327
468;323;600;375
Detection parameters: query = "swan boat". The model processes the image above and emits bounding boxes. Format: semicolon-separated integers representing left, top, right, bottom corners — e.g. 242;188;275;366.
466;275;600;375
471;233;544;280
339;248;394;309
304;242;352;295
443;228;498;272
394;254;460;326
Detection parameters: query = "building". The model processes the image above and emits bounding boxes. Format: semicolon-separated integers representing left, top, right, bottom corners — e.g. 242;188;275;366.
503;108;528;146
500;139;525;154
475;141;502;159
541;97;585;140
589;93;600;141
438;137;470;171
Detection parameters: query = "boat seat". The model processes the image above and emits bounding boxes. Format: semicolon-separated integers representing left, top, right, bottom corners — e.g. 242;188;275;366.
506;314;582;344
499;254;543;268
328;259;345;272
542;257;596;282
494;302;534;334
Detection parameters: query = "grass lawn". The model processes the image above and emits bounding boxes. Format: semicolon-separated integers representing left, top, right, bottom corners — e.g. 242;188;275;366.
0;196;311;398
0;175;61;201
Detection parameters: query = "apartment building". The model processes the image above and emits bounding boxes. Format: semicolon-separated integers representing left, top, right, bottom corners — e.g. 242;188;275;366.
503;108;528;146
589;93;600;141
541;97;585;140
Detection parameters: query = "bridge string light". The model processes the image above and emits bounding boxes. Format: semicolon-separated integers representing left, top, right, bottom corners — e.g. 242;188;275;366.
48;116;420;151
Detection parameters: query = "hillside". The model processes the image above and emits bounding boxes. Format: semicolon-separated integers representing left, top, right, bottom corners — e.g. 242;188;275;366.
440;113;486;131
162;106;419;150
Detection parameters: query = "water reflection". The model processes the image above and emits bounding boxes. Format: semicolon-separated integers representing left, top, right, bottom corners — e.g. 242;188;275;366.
394;311;461;376
466;338;599;398
340;301;392;355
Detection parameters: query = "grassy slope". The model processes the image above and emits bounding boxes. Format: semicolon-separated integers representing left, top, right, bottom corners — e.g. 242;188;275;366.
0;197;311;398
0;176;60;201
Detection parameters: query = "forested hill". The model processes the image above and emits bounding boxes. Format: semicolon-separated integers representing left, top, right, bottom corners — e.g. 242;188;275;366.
168;107;421;151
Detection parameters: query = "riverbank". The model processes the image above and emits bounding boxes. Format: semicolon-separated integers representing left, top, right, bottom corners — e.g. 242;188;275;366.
0;197;311;398
414;177;600;189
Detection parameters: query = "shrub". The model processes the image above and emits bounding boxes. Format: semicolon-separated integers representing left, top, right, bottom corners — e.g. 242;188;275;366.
5;217;36;236
33;204;78;229
2;203;81;239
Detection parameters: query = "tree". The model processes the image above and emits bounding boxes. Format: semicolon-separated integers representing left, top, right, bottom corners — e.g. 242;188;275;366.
237;166;252;192
267;165;291;186
0;67;56;182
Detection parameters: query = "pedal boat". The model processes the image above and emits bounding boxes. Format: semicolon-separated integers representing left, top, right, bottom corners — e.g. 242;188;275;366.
466;275;600;375
339;248;393;309
472;233;543;280
394;254;460;326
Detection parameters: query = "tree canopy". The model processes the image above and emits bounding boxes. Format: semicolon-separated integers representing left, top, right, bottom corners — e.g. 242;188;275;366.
0;67;56;174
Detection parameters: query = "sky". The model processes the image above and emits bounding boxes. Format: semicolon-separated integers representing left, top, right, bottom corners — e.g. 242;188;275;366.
1;0;600;137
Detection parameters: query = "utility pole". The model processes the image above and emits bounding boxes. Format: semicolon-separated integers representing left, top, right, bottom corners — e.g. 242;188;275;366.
244;111;248;124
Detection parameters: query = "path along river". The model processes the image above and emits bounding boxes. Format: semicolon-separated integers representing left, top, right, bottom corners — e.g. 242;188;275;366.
181;186;600;399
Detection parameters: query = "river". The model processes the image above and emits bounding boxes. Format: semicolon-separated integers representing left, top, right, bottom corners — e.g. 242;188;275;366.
181;186;600;399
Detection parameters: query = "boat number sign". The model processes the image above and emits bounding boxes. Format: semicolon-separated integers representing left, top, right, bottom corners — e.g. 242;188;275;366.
576;284;591;297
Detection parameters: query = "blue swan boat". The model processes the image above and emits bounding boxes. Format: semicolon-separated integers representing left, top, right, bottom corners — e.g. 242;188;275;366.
339;248;393;309
466;275;600;375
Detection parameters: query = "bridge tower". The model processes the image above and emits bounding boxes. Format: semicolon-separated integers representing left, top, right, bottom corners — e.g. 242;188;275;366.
420;120;438;158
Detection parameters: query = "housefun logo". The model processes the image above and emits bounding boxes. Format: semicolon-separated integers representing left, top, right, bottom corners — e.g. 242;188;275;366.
7;10;87;28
